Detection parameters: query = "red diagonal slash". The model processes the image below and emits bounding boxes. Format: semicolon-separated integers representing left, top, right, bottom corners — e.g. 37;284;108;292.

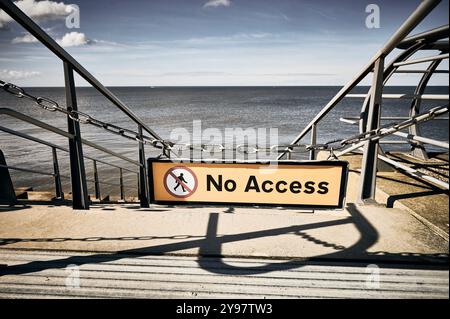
168;171;193;193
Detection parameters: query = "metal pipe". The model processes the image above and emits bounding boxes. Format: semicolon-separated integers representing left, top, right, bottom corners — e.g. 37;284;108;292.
0;0;166;147
395;69;449;73
335;142;365;157
64;62;89;210
0;108;73;139
138;126;150;208
52;147;64;199
346;94;449;100
342;117;448;121
340;117;449;148
358;57;384;202
378;155;449;190
277;0;441;160
328;149;449;190
409;58;443;159
393;53;449;67
120;168;125;201
388;131;449;149
0;164;55;176
379;141;410;144
0;125;138;173
360;42;427;134
0;109;141;167
309;124;317;160
397;24;449;49
93;160;101;200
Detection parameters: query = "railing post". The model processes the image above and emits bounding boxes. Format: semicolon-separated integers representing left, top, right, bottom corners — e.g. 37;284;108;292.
309;124;317;160
51;147;64;199
119;168;125;201
138;125;150;207
0;150;17;205
93;160;101;200
358;57;385;203
64;62;89;210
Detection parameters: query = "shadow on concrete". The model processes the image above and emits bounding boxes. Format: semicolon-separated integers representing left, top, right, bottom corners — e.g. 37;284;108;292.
0;204;31;213
0;234;206;246
0;203;448;278
0;200;145;212
387;189;449;208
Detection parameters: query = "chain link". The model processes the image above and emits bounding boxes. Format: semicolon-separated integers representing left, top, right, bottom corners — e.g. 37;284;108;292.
340;104;449;146
2;80;447;156
1;80;164;147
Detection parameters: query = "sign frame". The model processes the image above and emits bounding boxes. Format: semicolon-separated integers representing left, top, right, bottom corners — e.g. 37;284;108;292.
147;158;349;210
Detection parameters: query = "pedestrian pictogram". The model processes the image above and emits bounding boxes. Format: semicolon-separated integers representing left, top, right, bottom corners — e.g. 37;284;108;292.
163;166;198;198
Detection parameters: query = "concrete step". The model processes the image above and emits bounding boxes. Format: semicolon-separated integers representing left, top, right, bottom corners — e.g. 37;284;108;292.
15;187;33;192
0;249;447;299
21;191;56;201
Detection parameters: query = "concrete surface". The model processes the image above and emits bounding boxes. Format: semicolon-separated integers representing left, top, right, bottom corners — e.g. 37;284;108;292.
320;152;449;237
0;152;448;298
0;200;447;263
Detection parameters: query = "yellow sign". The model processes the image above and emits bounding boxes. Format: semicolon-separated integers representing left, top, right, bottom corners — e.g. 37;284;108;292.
148;159;348;209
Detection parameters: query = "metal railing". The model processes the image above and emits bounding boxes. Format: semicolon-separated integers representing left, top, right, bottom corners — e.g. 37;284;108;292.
276;0;449;201
0;0;448;209
0;0;173;209
0;123;138;202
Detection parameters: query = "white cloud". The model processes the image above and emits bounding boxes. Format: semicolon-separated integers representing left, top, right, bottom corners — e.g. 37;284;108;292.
0;0;74;28
10;30;116;49
11;33;38;44
203;0;231;8
0;69;40;80
57;31;89;47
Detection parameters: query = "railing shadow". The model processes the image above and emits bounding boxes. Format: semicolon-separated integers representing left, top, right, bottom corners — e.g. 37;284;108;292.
0;203;448;278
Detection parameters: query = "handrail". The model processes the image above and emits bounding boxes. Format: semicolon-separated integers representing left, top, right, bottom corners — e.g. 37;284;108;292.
0;108;141;167
397;24;449;49
0;108;140;201
0;125;138;174
0;164;128;188
0;163;55;177
277;0;442;160
0;0;167;148
0;0;174;208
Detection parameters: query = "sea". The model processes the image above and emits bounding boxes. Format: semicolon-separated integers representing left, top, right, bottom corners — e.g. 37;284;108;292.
0;86;448;196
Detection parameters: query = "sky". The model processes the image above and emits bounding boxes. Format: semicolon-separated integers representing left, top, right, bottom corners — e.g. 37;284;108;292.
0;0;448;86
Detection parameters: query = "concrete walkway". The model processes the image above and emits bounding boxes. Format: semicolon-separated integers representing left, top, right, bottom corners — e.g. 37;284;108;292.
0;168;448;298
0;198;447;262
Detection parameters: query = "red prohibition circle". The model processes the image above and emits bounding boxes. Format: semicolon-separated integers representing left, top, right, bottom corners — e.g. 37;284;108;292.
163;166;198;198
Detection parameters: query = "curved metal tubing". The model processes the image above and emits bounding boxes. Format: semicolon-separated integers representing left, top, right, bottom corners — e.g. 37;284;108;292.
359;42;426;133
277;0;441;160
409;58;443;159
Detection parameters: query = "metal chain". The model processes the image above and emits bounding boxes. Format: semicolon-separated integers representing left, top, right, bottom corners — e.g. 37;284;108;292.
340;104;449;146
2;80;447;156
0;80;166;148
